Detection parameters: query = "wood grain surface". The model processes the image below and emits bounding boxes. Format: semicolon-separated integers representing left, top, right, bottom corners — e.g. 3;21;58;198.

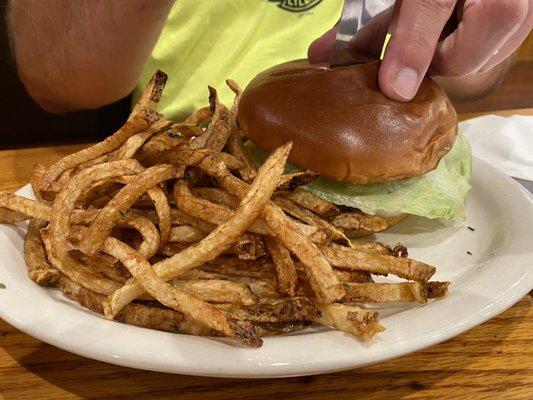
0;51;533;400
0;118;532;397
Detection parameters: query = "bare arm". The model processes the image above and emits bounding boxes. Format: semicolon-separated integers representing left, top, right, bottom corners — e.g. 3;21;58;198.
8;0;174;113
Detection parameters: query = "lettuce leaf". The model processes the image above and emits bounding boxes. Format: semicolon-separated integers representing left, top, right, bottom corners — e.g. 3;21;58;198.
246;134;472;220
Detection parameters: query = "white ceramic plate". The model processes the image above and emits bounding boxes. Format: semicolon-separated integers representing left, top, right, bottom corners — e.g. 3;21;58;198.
0;159;532;378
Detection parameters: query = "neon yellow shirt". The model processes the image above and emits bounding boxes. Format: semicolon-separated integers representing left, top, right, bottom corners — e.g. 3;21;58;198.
134;0;342;121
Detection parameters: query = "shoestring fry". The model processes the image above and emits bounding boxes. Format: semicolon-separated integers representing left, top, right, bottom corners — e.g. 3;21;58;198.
0;70;450;346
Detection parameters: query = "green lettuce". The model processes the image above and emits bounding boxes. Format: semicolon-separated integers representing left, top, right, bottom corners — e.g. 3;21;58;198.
246;134;472;220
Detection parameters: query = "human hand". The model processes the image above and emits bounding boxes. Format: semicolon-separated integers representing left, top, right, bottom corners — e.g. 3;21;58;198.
308;0;532;101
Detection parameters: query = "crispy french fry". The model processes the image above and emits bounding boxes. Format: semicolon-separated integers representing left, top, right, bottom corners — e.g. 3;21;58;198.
103;142;291;317
146;186;171;248
226;78;242;117
202;257;275;279
117;143;144;166
102;237;261;346
321;245;436;282
349;240;394;255
171;279;258;306
0;191;51;221
273;196;350;245
185;106;212;126
74;154;111;174
315;303;384;340
24;219;60;286
170;209;217;233
168;122;205;138
215;297;319;323
190;87;232;154
159;243;187;257
41;228;122;295
56;275;215;336
333;212;407;237
158;147;211;167
116;214;160;259
225;80;257;183
0;192;103;225
0;207;28;224
174;182;268;236
215;152;243;170
132;69;167;114
264;236;297;297
264;205;344;303
254;321;311;337
232;232;267;261
331;211;389;232
114;119;172;160
169;225;206;243
333;269;373;283
31;164;46;202
136;128;187;165
226;134;257;183
200;156;344;304
276;171;320;191
177;169;333;245
78;164;175;255
280;189;340;219
343;281;450;304
49;160;144;265
192;187;239;208
74;251;130;283
41;110;158;194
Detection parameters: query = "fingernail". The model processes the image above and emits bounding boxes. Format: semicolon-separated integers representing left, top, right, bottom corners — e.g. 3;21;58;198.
391;67;419;100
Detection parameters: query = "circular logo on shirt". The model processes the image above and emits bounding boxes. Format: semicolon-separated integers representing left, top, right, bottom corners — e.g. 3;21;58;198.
269;0;323;13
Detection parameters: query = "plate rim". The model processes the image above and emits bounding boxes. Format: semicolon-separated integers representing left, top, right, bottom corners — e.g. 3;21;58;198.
0;157;532;378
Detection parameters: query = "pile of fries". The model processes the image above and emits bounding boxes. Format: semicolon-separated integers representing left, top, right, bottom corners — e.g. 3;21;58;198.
0;71;449;346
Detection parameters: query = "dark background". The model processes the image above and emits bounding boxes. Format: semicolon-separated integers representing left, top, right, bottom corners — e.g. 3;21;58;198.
0;0;130;148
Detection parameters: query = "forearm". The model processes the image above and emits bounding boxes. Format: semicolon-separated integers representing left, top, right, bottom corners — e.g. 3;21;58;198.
8;0;174;113
434;58;513;103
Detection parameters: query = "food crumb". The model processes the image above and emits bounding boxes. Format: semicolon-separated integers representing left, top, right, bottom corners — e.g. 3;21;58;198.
467;251;472;255
467;226;475;231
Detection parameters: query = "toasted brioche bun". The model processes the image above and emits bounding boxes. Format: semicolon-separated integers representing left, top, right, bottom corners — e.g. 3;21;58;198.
238;60;458;184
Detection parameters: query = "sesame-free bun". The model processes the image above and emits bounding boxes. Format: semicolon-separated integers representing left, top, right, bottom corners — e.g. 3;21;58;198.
238;60;458;184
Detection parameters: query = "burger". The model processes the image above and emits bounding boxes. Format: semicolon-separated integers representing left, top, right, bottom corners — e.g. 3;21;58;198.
237;60;471;234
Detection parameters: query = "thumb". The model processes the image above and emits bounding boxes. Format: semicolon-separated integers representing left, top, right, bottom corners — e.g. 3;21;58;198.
379;0;455;101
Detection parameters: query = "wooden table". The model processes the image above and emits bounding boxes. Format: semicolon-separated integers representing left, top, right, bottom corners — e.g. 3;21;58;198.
1;108;532;399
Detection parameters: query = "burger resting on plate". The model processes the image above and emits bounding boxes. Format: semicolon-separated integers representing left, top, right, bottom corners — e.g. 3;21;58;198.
237;60;472;235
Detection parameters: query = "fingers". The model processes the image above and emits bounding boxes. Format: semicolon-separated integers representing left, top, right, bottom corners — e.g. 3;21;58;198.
379;0;456;101
308;7;393;64
432;0;530;77
309;0;530;102
478;0;532;72
308;23;339;63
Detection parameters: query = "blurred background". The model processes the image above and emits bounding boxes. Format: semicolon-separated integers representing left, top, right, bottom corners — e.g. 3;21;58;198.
0;0;531;148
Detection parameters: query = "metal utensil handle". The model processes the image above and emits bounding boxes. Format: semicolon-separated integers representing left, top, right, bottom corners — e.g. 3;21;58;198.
330;0;373;68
